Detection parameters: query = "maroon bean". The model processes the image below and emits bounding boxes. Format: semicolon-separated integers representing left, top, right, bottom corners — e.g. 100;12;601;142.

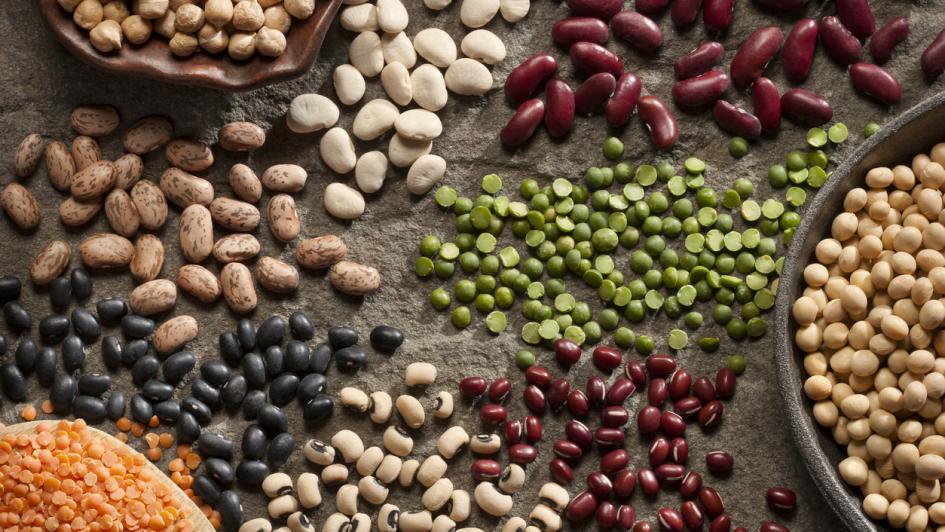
500;99;545;147
625;361;647;386
525;365;553;388
471;459;501;481
669;370;692;400
617;505;636;530
730;26;784;89
655;463;686;483
649;438;670;466
606;377;636;405
637;468;659;496
568;389;590;417
870;16;908;64
638;405;661;435
850;62;901;105
553;17;610;48
752;0;805;11
575;72;617;116
595;427;626;448
681;501;705;530
657;507;685;532
702;0;733;31
479;404;507;423
566;419;594;449
550;458;574;484
635;0;669;14
544;79;576;138
488;377;511;403
715;368;736;399
648;378;668;406
751;76;781;135
586;376;607;407
713;100;762;139
675;42;724;80
698;400;724;429
733;528;748;532
597;501;618;528
605;72;642;127
504;419;523;444
548;378;571;411
692;377;715;403
766;487;797;514
566;491;598;522
566;0;622;18
819;16;862;66
524;415;542;443
554;439;584;462
671;0;702;29
675;396;702;419
781;88;832;125
601;449;629;473
612;11;663;54
570;42;623;78
760;522;789;532
634;521;654;532
554;338;582;366
638;96;678;150
601;405;629;427
645;353;676;377
923;27;945;81
672;70;730;108
459;376;487;397
509;443;537;464
699;486;725;517
781;18;818;83
505;53;557;105
679;471;702;499
587;471;614;498
592;346;623;371
524;385;546;414
708;514;731;532
705;450;734;475
836;0;875;39
660;411;686;437
613;468;636;498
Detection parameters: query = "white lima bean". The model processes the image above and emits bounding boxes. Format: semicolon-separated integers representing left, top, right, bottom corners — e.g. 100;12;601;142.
334;64;367;106
460;0;500;28
395;109;443;141
352;99;400;141
389;134;433;168
499;0;529;22
381;63;413;106
323;182;365;220
349;31;384;77
460;29;506;65
319;127;357;174
406;154;446;195
413;29;457;68
381;32;417;69
340;4;378;32
376;0;409;33
355;151;389;194
410;64;449;112
424;0;453;10
286;93;339;133
445;58;493;96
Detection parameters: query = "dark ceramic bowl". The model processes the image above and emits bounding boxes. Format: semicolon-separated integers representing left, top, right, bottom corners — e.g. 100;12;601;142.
38;0;342;91
776;93;945;532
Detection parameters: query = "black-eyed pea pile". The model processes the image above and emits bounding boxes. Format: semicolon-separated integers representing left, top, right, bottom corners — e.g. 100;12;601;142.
793;143;945;530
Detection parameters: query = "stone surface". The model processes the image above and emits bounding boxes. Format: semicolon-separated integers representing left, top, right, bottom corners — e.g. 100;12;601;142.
2;1;945;531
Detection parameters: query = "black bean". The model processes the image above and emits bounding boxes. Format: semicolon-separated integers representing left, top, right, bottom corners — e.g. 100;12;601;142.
106;391;125;421
49;277;72;311
192;474;222;505
50;373;77;414
3;302;30;331
297;373;327;404
95;298;127;324
267;432;295;468
284;341;310;374
289;311;314;341
236;460;269;486
121;339;151;367
154;400;181;423
242;390;266;420
143;379;175;402
198;432;235;460
131;355;160;385
222;375;248;410
241;425;267;460
0;364;25;401
303;394;334;422
370;325;405;353
72;395;106;424
218;332;242;366
335;346;367;372
121;314;154;338
39;314;70;343
217;490;243;531
77;373;112;396
35;347;57;387
162;350;196;384
192;378;222;410
61;335;85;372
130;394;153;423
182;397;212;425
237;318;255;352
328;326;358;349
0;276;21;303
15;338;37;374
309;342;332;374
70;269;92;300
256;315;285;349
70;308;100;340
0;334;5;356
264;346;284;379
101;335;121;371
257;403;287;436
268;374;299;406
201;360;230;387
177;412;202;443
242;354;266;388
205;457;235;486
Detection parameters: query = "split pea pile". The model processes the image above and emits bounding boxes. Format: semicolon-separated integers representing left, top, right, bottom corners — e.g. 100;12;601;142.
794;143;945;530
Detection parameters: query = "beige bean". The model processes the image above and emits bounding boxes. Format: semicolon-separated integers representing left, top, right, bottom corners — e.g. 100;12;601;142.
152;315;198;355
176;264;220;303
267;194;300;243
123;116;173;155
130;234;165;283
255;256;299;293
229;164;263;203
30;241;72;286
220;262;257;313
417;455;447;487
382;426;413;457
79;233;133;268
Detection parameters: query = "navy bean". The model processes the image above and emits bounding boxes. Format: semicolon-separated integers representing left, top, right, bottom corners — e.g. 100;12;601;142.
35;347;57;387
78;373;112;396
243;353;267;388
672;70;730;108
72;395;106;424
702;0;733;31
242;424;268;460
182;396;213;425
154;399;181;422
258;403;288;435
222;374;248;410
730;26;784;89
95;298;127;324
198;432;235;460
256;315;286;349
310;342;332;374
62;335;86;372
575;72;616;116
106;391;126;420
71;308;101;340
236;460;270;486
370;325;404;353
611;11;662;53
130;393;154;423
570;42;622;78
674;41;724;80
781;88;832;125
303;394;334;422
217;490;243;531
3;302;31;331
131;354;160;385
500;99;545;147
819;16;862;66
552;17;609;48
297;373;327;404
335;345;367;371
285;341;310;373
269;373;300;406
39;315;70;343
201;359;231;387
70;268;92;300
781;18;818;83
218;331;243;365
752;76;781;135
191;378;222;409
289;311;315;340
237;318;256;351
15;338;37;374
177;412;202;443
922;28;945;81
243;389;267;419
267;432;295;467
870;16;908;64
265;345;284;378
192;474;222;505
566;0;621;19
670;0;701;28
605;72;642;127
162;350;197;384
121;314;154;338
50;373;76;414
141;378;174;402
713;100;762;139
121;338;150;367
0;276;21;303
545;79;576;138
638;95;678;150
836;0;875;39
328;326;359;349
49;277;72;310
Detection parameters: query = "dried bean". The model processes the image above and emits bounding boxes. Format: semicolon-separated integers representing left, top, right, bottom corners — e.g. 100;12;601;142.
638;95;678;150
819;16;862;66
781;18;818;83
870;16;908;64
570;42;622;77
544;79;576;138
702;0;733;31
605;71;642;127
674;42;724;80
730;26;784;89
505;53;557;105
552;17;608;48
850;62;901;105
751;77;781;135
500;99;545;147
672;70;730;108
565;0;621;18
781;88;832;125
611;11;662;53
836;0;875;39
670;0;701;28
575;73;616;116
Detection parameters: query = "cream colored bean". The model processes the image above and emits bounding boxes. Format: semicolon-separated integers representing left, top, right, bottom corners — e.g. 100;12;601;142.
445;58;493;96
336;484;359;516
381;32;417;68
303;438;335;466
474;482;513;516
469;434;501;454
411;64;449;112
389;134;433;168
414;29;457;68
352;99;399;141
433;391;454;419
370;391;393;424
355;151;388;194
395;395;425;428
287;93;339;133
358;476;389;505
334;64;367;106
320;128;357;174
381;63;412;106
406;154;446;195
332;430;365;463
460;0;499;27
422;478;453;511
398;459;420;488
340;4;378;31
323;182;365;220
376;454;402;484
449;490;472;522
267;494;297;519
383;426;414;456
350;31;384;77
437;425;470;459
498;463;525;493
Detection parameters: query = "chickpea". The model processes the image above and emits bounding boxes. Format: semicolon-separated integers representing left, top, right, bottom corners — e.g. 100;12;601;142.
264;5;292;32
255;26;286;56
204;0;234;27
103;1;130;21
154;10;176;38
228;31;257;60
90;19;123;52
121;15;152;44
74;0;104;30
136;0;169;19
58;0;84;12
198;24;229;53
174;3;204;33
169;31;199;56
232;0;265;31
285;0;316;18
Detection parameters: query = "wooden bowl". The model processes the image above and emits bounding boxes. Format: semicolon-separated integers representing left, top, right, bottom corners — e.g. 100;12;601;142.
38;0;343;92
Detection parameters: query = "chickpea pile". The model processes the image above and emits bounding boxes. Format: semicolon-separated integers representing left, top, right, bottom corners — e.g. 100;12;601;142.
795;143;945;531
57;0;316;58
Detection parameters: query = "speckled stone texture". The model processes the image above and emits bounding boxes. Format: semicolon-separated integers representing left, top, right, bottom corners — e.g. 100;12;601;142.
2;1;945;531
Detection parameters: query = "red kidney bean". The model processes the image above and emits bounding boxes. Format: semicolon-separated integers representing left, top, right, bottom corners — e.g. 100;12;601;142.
649;438;670;466
525;365;552;388
617;505;636;529
595;427;626;448
730;26;784;89
601;405;629;427
566;419;594;449
575;73;617;116
679;471;702;499
670;438;689;464
504;419;523;444
571;42;623;78
553;338;582;366
819;16;862;65
699;400;724;428
753;0;805;11
612;11;663;53
597;501;618;528
488;377;511;402
479;404;507;423
669;370;692;400
702;0;733;31
699;486;725;517
660;411;686;437
509;443;537;464
675;42;724;80
568;389;590;417
638;405;661;435
606;377;636;405
587;471;614;498
605;72;642;127
471;459;501;481
713;100;762;139
553;17;610;48
672;70;730;108
766;487;797;514
645;353;676;377
625;361;647;386
760;522;790;532
500;99;545;147
592;346;623;371
635;0;670;14
850;62;901;105
709;514;732;532
524;415;542;443
638;468;659;496
544;79;575;139
601;449;629;473
586;376;606;407
715;368;736;399
836;0;875;39
681;501;704;530
923;28;945;81
675;396;702;418
781;18;818;83
751;76;780;135
781;88;832;125
705;450;734;475
657;507;685;532
548;378;571;411
524;384;546;414
634;521;654;532
613;468;636;498
505;53;557;105
638;95;678;150
459;376;487;397
733;528;748;532
566;0;622;18
671;0;702;29
566;491;598;522
648;378;668;406
870;16;908;64
550;458;574;484
655;463;686;482
554;439;584;462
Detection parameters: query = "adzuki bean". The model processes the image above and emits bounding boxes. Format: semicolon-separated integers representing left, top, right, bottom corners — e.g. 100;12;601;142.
611;11;662;53
500;99;545;147
781;18;818;83
553;17;609;48
713;100;762;139
702;0;734;32
605;72;642;127
544;79;576;138
575;73;617;116
752;76;781;135
819;16;862;66
638;96;678;150
730;26;784;89
922;27;945;81
670;0;702;28
505;53;557;105
586;375;606;407
836;0;875;39
672;70;730;108
781;88;832;125
870;16;908;64
674;42;724;80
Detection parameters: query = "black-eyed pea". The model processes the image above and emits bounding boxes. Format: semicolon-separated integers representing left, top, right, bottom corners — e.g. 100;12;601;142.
498;464;525;494
529;504;562;531
286;512;314;532
469;434;500;454
537;483;569;513
398;459;420;488
437;426;469;459
358;475;389;505
431;515;456;532
404;362;437;386
502;518;527;532
239;518;273;532
335;484;359;515
378;504;401;532
422;478;453;511
395;395;425;428
304;438;338;465
447;489;471;522
332;430;365;463
433;391;454;419
417;455;447;487
383;426;414;457
375;454;402;484
399;511;433;532
322;513;350;532
474;481;513;517
370;391;393;424
267;493;298;519
356;446;384;477
348;514;370;532
340;387;371;413
813;400;839;427
321;463;349;488
297;472;321;509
